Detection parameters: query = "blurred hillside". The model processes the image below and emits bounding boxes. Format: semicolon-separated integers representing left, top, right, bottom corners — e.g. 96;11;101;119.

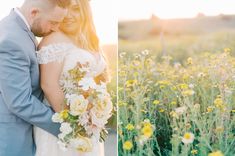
119;14;235;40
119;14;235;62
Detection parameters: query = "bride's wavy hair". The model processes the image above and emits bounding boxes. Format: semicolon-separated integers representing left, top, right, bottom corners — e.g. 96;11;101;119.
75;0;111;82
74;0;99;53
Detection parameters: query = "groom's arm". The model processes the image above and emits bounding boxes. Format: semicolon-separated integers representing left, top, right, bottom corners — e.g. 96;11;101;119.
0;39;60;136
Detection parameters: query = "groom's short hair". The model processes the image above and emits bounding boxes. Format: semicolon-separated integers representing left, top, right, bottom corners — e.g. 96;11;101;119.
23;0;71;10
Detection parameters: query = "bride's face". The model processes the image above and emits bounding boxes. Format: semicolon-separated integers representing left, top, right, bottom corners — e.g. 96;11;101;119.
59;0;81;35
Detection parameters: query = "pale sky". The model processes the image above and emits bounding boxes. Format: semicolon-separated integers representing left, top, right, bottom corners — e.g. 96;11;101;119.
119;0;235;20
0;0;117;45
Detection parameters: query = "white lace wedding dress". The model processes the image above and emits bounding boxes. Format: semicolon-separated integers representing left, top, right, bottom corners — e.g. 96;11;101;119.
34;43;106;156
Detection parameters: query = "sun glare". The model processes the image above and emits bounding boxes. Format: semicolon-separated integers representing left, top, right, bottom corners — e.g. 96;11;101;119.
0;0;117;45
119;0;235;20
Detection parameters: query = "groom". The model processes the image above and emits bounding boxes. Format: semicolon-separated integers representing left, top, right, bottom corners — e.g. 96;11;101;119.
0;0;70;155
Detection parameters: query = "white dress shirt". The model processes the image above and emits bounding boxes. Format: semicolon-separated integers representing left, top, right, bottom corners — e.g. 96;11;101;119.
14;8;30;30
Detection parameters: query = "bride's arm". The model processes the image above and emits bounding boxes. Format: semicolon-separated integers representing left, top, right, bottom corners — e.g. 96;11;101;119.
38;32;71;112
40;61;65;112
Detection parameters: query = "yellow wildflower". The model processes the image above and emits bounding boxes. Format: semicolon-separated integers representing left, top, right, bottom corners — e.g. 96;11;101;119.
125;124;135;131
208;150;224;156
159;108;165;113
141;125;153;138
191;149;198;155
214;97;223;108
207;106;214;113
182;89;195;96
170;111;178;119
156;80;171;86
171;101;177;105
182;132;194;144
179;83;188;90
123;141;133;150
59;109;69;119
153;100;160;105
125;79;138;87
187;57;193;65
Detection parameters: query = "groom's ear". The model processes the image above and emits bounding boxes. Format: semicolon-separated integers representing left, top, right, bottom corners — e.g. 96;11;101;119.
30;8;40;18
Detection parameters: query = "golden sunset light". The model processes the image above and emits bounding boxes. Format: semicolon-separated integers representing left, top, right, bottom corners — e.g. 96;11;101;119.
0;0;117;45
119;0;235;20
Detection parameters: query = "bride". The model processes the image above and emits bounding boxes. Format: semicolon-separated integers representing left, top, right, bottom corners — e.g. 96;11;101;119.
34;0;110;155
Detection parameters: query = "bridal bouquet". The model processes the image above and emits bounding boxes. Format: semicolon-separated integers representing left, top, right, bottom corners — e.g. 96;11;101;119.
52;62;113;152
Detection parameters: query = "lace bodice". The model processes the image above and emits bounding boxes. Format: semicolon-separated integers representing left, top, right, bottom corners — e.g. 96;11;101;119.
36;43;107;77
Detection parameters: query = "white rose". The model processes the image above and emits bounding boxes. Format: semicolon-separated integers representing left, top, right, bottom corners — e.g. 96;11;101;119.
69;136;92;152
95;83;107;94
58;133;66;140
78;77;97;91
52;113;63;123
90;109;109;128
60;123;72;135
95;95;113;115
57;140;68;151
69;95;89;116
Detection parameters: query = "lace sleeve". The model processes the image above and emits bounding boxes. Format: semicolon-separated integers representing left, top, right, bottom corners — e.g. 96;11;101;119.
36;43;74;64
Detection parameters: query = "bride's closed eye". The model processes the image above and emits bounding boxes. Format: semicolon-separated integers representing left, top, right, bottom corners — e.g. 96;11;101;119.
71;5;80;12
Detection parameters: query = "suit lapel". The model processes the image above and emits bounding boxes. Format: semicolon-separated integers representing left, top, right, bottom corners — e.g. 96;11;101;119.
26;30;37;50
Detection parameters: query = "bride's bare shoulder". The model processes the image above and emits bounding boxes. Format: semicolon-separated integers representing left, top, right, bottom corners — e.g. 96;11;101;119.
38;31;71;50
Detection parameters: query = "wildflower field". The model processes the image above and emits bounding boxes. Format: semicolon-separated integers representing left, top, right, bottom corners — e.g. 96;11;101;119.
118;33;235;155
118;15;235;155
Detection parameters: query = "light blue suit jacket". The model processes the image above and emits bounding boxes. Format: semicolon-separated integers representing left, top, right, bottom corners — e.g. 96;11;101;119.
0;10;60;156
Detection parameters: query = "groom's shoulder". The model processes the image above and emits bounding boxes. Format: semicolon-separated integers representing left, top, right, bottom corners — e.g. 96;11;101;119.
0;18;25;48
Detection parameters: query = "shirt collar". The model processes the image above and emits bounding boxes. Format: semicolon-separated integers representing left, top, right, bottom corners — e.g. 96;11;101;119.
14;8;30;31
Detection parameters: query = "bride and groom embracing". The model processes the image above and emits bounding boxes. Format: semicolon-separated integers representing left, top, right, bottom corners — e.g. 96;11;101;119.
0;0;113;156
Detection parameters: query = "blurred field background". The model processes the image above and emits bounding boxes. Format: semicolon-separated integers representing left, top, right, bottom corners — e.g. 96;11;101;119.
118;11;235;156
119;14;235;62
102;44;117;129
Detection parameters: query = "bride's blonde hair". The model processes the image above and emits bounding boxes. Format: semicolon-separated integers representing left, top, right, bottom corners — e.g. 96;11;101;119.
74;0;100;52
74;0;111;82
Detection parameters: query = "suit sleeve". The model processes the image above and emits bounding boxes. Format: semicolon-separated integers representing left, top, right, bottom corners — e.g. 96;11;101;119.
0;39;60;136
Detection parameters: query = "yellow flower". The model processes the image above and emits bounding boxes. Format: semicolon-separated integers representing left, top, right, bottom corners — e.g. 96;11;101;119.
59;109;69;119
207;106;214;113
156;80;171;86
158;108;165;113
215;126;224;133
214;97;223;108
123;141;133;150
182;132;194;144
191;149;198;155
182;89;195;96
179;83;188;90
141;125;153;138
125;79;138;87
170;111;178;119
232;109;235;113
171;101;177;105
153;100;160;105
171;86;177;91
187;57;193;65
224;48;231;54
208;150;224;156
125;124;135;131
